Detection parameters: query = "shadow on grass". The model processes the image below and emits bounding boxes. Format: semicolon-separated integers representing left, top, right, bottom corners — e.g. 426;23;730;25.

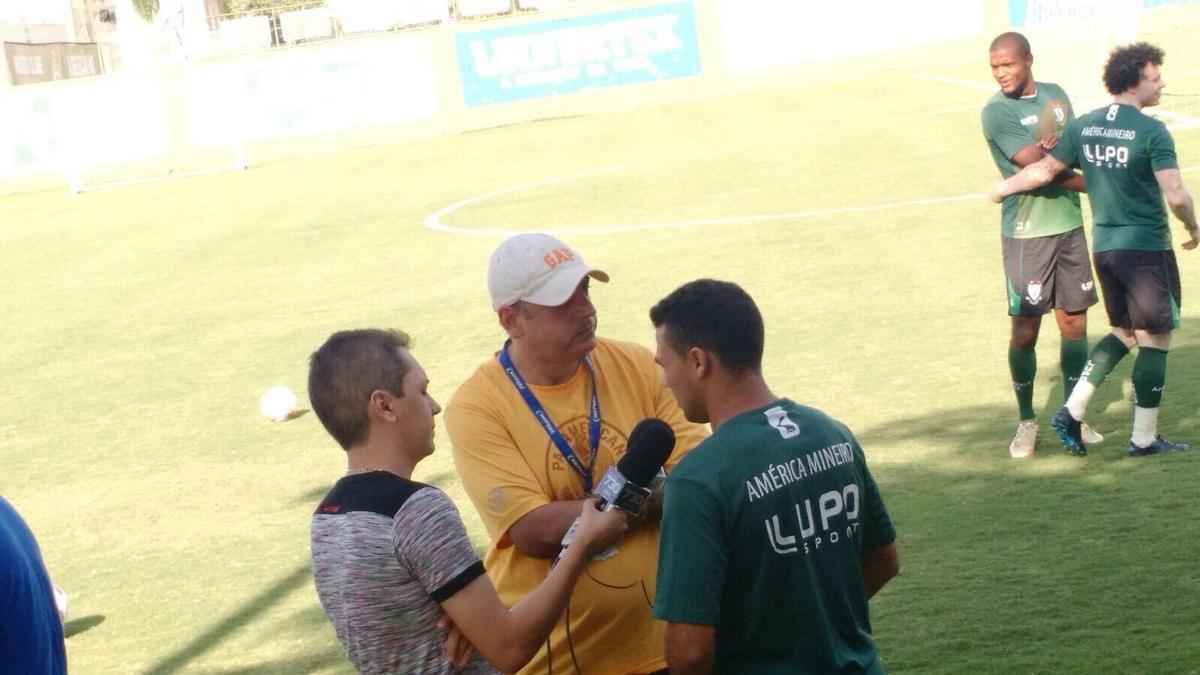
64;614;105;638
292;604;332;628
143;566;314;675
847;340;1200;674
183;649;346;675
858;338;1200;459
294;485;331;507
147;468;466;673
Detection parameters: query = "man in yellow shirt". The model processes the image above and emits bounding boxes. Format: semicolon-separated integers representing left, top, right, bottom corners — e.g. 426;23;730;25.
446;233;709;675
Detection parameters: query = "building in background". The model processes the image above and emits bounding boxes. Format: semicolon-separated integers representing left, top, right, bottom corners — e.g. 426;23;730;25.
0;0;113;86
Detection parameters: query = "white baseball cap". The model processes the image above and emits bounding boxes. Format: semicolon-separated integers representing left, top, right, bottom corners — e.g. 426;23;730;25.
488;233;610;311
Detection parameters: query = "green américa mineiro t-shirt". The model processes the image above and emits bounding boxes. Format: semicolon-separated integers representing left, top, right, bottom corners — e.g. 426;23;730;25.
982;81;1083;238
653;399;896;675
1051;103;1178;251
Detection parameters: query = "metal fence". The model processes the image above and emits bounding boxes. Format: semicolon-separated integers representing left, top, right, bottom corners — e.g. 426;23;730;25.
1;0;604;86
201;0;592;52
4;41;103;85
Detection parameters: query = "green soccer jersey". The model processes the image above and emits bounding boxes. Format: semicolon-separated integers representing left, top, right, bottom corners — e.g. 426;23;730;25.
1051;103;1178;251
653;399;896;675
982;82;1083;238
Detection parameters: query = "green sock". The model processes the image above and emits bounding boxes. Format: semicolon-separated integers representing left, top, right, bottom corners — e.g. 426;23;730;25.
1060;337;1089;402
1132;347;1168;408
1084;334;1130;387
1009;347;1037;421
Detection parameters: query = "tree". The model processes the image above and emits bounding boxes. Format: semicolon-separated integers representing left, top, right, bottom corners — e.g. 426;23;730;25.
222;0;326;14
131;0;160;22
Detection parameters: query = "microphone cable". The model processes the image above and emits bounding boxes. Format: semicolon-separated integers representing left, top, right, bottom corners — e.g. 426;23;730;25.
565;595;583;675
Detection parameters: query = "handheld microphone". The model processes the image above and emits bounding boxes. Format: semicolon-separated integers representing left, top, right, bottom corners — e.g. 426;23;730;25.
555;418;675;564
593;418;675;513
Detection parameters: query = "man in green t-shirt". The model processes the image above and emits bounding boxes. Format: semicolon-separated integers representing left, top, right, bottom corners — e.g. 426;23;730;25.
648;279;899;674
982;32;1101;459
991;42;1200;457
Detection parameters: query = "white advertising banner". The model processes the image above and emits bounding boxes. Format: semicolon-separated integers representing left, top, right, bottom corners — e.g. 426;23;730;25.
213;15;273;53
330;0;448;33
188;32;440;144
1;32;439;180
279;7;334;43
457;0;514;19
718;0;985;73
0;75;169;179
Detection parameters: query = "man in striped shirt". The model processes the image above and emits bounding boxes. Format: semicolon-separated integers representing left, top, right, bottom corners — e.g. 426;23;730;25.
308;328;627;674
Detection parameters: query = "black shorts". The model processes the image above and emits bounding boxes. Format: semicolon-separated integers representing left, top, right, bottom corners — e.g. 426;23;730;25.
1093;249;1182;333
1002;229;1099;316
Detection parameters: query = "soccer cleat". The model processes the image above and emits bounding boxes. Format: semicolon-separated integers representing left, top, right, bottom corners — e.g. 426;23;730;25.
1050;406;1087;456
1081;423;1104;445
1127;435;1191;457
1009;420;1038;459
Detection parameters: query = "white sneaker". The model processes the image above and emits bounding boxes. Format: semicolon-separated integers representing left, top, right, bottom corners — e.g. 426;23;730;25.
1081;423;1104;445
1009;420;1038;459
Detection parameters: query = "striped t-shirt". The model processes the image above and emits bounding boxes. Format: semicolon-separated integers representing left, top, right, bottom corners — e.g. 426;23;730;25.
310;471;497;674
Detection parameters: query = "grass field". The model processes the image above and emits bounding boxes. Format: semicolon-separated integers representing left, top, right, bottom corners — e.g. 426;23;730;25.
5;8;1200;674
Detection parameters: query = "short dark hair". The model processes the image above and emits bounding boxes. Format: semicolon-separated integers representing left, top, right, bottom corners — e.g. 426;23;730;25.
1104;42;1164;95
308;329;412;450
649;279;764;374
989;31;1030;57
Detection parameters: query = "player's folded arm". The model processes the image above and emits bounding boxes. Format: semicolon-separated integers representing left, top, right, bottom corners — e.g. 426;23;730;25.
1010;142;1049;168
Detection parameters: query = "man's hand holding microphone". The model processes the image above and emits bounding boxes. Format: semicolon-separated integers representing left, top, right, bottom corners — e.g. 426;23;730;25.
556;418;676;566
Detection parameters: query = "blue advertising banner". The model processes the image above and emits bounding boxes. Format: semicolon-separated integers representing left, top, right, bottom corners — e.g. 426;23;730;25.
455;1;701;107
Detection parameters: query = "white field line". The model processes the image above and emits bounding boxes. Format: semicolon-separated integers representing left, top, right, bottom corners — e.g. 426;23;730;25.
425;163;1200;238
424;172;987;237
76;166;247;194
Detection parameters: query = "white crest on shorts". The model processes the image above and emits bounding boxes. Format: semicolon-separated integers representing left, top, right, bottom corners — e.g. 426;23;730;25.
1026;280;1043;304
1082;281;1094;292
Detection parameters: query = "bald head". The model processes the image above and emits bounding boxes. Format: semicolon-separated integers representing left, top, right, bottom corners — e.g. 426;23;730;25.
990;32;1031;58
